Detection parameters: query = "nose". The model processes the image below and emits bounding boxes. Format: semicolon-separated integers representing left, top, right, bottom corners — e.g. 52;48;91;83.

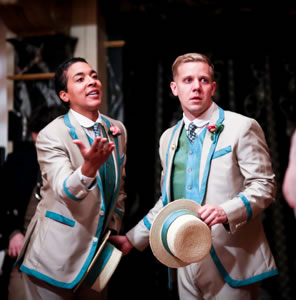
192;79;201;90
87;75;97;86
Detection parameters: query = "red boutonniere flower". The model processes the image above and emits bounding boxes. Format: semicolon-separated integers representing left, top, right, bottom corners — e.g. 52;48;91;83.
206;123;224;140
109;125;121;137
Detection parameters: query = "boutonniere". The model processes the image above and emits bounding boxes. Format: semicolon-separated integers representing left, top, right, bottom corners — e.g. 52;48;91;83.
206;123;224;140
109;125;121;137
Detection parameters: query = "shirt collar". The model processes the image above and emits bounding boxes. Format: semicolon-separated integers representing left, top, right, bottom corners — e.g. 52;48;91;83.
183;102;215;130
70;109;102;129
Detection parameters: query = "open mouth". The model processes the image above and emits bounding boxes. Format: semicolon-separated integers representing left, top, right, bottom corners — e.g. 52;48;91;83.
87;90;100;96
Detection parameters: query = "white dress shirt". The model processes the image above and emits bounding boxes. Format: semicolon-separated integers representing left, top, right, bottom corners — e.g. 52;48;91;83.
70;109;102;188
183;102;215;136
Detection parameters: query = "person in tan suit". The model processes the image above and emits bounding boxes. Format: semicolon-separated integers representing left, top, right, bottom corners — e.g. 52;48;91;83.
15;57;127;300
111;53;278;300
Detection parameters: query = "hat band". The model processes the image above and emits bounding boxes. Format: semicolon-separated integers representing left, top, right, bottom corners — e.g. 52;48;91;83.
84;242;113;287
161;209;196;257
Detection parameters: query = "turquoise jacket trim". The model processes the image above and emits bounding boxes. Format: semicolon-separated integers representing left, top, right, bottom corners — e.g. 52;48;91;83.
161;107;225;207
143;216;151;230
157;107;277;287
84;242;113;287
199;107;224;204
236;193;253;221
45;211;75;227
101;116;122;220
114;207;123;218
162;120;182;206
210;247;278;287
63;177;83;202
213;145;232;159
64;113;78;140
63;113;121;242
20;238;99;289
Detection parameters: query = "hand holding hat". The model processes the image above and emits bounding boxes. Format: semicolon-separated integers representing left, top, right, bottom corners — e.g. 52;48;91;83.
149;199;212;268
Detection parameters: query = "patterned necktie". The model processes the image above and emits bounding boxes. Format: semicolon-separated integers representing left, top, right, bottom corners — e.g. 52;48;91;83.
187;122;198;143
93;122;101;137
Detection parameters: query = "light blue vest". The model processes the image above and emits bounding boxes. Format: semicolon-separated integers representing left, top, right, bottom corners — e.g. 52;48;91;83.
171;125;207;203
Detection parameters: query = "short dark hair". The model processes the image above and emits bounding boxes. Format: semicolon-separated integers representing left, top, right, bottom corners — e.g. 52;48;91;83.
54;57;88;104
28;105;68;133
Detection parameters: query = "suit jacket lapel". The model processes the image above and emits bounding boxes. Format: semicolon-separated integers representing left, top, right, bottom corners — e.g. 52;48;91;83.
64;111;105;190
163;104;225;206
199;104;220;183
100;117;120;196
199;104;225;203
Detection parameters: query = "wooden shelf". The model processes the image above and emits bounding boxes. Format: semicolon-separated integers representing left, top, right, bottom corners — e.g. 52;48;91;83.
104;40;125;48
6;40;125;81
7;73;55;81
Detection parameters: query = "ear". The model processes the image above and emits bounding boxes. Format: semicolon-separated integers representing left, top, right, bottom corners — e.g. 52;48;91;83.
59;91;69;104
170;81;178;96
211;81;216;97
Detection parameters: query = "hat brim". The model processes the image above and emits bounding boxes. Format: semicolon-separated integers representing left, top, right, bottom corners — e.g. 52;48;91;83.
74;230;122;292
149;199;211;268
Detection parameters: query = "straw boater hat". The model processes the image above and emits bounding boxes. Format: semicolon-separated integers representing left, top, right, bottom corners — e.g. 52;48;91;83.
149;199;212;268
74;230;122;292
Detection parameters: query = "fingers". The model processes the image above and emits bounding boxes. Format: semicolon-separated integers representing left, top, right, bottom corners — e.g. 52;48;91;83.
8;244;21;258
73;139;86;154
198;205;221;227
73;138;115;158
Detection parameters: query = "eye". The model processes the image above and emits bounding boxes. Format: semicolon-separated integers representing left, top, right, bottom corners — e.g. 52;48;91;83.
184;77;192;83
92;74;98;79
201;77;209;83
76;77;84;82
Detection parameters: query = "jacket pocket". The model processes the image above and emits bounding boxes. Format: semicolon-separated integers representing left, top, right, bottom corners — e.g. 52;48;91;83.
213;145;232;159
45;211;75;227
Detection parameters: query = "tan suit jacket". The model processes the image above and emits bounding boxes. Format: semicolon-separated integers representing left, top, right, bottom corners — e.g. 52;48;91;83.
127;103;277;286
17;111;127;289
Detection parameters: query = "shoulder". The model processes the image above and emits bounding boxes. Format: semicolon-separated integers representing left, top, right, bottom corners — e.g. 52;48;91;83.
224;110;262;130
160;120;182;144
102;115;126;130
38;115;66;135
223;110;266;142
36;115;68;146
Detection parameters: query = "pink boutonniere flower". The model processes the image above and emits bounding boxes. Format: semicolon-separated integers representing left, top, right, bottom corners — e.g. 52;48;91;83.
206;123;224;140
109;125;121;137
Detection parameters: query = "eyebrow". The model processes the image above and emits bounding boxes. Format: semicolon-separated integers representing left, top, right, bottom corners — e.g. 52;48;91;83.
73;70;97;78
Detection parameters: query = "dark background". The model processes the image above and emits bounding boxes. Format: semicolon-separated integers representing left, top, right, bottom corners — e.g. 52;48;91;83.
2;1;296;299
101;1;296;300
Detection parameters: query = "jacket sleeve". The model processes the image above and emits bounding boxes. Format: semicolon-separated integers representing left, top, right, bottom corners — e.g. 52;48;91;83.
220;118;276;233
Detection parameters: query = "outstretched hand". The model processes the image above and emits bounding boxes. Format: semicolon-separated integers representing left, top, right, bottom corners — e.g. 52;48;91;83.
73;137;115;177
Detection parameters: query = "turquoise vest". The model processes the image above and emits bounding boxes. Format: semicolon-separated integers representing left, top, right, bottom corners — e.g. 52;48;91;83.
171;125;206;202
88;125;116;219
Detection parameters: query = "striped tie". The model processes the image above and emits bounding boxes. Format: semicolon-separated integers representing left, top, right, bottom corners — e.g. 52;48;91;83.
93;122;101;137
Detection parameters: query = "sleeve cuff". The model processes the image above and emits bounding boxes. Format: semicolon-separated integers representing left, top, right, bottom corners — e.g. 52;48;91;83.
78;166;97;190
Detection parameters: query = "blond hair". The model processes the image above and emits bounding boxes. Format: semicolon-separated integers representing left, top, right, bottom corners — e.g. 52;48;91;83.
171;53;214;80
